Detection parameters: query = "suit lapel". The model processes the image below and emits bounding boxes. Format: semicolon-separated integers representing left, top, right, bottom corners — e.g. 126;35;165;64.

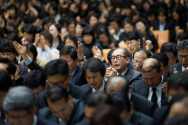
141;81;149;98
124;68;131;81
161;76;168;106
71;66;79;85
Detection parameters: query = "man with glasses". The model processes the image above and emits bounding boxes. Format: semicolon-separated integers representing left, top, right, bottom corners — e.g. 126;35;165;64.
169;40;188;72
106;48;141;85
132;49;151;72
2;86;59;125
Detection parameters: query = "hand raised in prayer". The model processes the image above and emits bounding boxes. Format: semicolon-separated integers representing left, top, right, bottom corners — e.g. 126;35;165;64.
13;41;28;61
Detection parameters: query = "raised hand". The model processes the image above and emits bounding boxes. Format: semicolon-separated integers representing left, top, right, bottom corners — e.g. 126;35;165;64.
174;68;178;73
76;41;84;60
13;41;28;61
162;82;168;98
92;46;102;60
145;40;153;51
15;64;20;80
33;33;40;46
106;67;117;80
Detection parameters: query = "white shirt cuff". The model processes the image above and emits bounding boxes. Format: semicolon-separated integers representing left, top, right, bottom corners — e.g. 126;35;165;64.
25;56;32;65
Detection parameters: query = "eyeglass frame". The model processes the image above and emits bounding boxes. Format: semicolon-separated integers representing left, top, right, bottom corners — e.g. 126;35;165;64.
47;75;68;87
111;55;127;61
132;60;143;66
177;55;188;60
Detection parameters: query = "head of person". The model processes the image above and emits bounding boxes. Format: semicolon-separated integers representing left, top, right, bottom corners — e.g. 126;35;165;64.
84;92;107;123
134;18;147;35
0;70;12;109
121;3;132;17
133;49;151;72
0;40;17;62
0;58;16;80
97;26;110;45
108;14;121;32
158;9;168;24
82;27;96;45
160;42;177;67
83;46;94;60
122;18;134;33
64;34;78;47
90;105;123;125
45;59;70;89
7;33;22;45
2;86;36;125
151;53;169;77
147;9;156;24
105;92;132;122
88;13;99;27
24;70;46;98
7;5;17;19
141;58;162;88
168;94;188;118
132;10;140;22
49;24;61;39
176;33;188;44
60;46;78;73
82;58;106;91
42;16;55;31
39;30;53;47
22;24;36;43
106;75;129;95
48;3;58;17
107;49;115;67
25;44;38;62
177;40;188;68
75;21;87;37
111;48;130;74
124;31;140;53
165;115;188;125
67;18;76;34
46;86;73;121
167;72;188;101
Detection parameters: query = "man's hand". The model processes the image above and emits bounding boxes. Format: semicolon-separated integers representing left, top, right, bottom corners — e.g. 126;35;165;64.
92;46;102;60
13;41;28;61
106;67;117;80
162;82;168;98
174;68;178;73
33;33;40;46
76;41;84;60
15;64;20;80
145;40;153;51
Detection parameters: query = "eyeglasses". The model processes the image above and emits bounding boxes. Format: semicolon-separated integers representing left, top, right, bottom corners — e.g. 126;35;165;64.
177;55;188;60
125;40;136;46
6;114;30;122
47;75;68;87
111;55;127;60
132;60;143;65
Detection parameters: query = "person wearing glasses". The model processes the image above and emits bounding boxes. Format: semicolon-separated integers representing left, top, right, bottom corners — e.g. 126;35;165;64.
2;86;59;125
132;49;151;72
169;40;188;73
106;48;141;85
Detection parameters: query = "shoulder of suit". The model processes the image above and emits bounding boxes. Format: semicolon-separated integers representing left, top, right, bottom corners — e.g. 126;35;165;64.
38;107;50;116
38;117;59;125
134;111;154;123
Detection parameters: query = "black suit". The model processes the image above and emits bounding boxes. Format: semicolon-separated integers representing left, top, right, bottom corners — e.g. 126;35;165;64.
131;110;156;125
131;76;169;107
37;84;90;109
131;92;155;117
71;66;87;86
0;110;5;125
122;68;142;85
38;99;85;125
153;106;168;125
7;116;59;125
82;82;106;93
169;63;182;73
26;60;45;73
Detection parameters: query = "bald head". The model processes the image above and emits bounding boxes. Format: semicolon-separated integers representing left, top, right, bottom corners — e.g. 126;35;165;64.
106;76;129;94
141;58;161;73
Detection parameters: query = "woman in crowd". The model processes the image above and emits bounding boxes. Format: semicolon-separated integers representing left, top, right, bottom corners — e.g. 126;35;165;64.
75;21;87;42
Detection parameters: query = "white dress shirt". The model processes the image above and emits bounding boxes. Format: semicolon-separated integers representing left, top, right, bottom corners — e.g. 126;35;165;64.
159;23;166;31
117;68;128;76
148;75;164;107
92;81;105;93
182;66;185;72
32;115;37;125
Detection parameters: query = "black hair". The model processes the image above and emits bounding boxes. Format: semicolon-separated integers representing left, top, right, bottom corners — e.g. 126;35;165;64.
124;31;140;41
45;59;69;77
24;70;46;89
42;16;55;28
141;58;161;73
25;44;37;61
0;70;12;92
22;24;36;35
60;46;77;61
134;18;147;27
107;49;115;65
38;11;49;20
151;53;169;67
83;46;94;60
58;16;68;27
168;72;188;92
122;18;134;28
157;9;168;20
176;33;188;42
84;92;107;107
108;14;122;25
0;27;4;39
82;58;106;77
147;8;156;16
64;34;78;47
82;27;96;42
77;21;87;28
49;3;58;14
133;48;151;59
105;92;130;113
0;39;17;54
93;22;105;33
87;13;99;24
46;86;69;103
96;26;110;39
67;18;76;27
177;40;188;50
40;31;53;46
0;58;16;75
160;42;177;57
123;48;130;58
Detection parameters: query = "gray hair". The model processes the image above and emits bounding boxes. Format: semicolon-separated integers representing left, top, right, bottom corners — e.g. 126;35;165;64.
2;86;36;114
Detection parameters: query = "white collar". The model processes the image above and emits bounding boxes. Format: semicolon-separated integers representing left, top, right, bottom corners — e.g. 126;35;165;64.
182;66;186;72
32;115;37;125
117;68;128;76
92;81;105;93
149;75;164;92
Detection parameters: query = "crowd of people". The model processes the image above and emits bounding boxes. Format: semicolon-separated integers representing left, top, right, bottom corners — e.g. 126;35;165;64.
0;0;188;125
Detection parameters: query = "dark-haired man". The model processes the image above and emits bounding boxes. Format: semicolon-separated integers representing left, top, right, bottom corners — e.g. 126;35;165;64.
132;58;168;108
38;87;85;125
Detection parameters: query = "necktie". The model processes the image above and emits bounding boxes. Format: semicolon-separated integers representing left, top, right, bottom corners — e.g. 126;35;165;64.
151;88;158;108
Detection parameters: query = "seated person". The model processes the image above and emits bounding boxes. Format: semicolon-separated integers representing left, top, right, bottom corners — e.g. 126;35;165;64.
64;33;78;47
176;32;188;44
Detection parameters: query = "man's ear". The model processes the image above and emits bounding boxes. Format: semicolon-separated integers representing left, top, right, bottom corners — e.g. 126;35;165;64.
130;101;134;111
75;58;79;64
160;68;163;74
126;57;130;64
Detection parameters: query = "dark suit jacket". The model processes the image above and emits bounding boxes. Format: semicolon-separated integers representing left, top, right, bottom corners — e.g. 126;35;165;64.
18;64;28;77
0;110;5;125
7;116;59;125
131;92;155;117
153;20;176;42
26;60;45;73
169;63;182;73
153;106;168;125
71;66;87;86
131;76;169;107
123;68;142;85
131;110;155;125
82;82;106;93
36;84;90;109
38;99;85;125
